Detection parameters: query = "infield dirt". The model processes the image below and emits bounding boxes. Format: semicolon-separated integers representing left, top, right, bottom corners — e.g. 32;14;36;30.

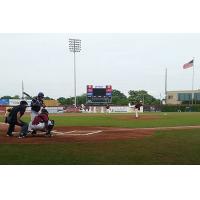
1;122;200;144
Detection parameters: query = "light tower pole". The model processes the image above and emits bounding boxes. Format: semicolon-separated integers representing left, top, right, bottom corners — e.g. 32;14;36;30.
69;38;81;108
22;80;24;99
165;68;167;104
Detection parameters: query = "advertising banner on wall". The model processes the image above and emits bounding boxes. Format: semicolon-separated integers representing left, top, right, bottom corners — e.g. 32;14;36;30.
9;99;32;106
0;99;9;105
110;106;143;113
110;106;131;113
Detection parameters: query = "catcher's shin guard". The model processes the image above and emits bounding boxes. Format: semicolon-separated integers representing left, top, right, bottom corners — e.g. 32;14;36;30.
46;120;55;135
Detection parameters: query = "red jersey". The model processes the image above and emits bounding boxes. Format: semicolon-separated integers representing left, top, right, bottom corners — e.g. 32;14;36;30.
32;113;49;125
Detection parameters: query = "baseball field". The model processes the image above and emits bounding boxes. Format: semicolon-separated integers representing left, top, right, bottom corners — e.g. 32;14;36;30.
1;112;200;164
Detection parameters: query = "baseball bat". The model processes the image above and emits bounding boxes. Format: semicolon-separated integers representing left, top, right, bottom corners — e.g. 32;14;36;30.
23;92;34;100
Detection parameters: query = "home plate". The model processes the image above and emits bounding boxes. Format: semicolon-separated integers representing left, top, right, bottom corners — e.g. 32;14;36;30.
52;130;102;136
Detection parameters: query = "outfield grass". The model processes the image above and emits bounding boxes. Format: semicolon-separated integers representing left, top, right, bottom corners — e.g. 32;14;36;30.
0;129;200;164
43;112;200;128
1;112;200;128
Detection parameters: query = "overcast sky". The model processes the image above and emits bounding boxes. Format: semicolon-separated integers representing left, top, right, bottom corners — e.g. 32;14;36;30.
0;33;200;99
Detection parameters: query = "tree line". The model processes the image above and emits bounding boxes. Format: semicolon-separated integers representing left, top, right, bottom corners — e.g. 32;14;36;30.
57;90;160;105
1;89;161;106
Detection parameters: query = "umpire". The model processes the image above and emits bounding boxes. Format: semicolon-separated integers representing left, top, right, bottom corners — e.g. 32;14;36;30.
6;100;29;138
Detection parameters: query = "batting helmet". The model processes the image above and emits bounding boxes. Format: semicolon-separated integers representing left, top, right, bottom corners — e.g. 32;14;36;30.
41;108;48;114
38;92;44;98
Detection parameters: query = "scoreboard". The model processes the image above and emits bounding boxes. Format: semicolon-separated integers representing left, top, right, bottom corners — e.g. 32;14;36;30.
86;85;112;104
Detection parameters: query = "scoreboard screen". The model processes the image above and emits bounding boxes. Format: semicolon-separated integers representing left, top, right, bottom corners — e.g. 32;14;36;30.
93;88;106;96
86;85;112;104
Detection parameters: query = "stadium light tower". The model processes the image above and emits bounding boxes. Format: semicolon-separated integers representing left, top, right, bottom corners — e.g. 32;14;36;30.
69;38;81;108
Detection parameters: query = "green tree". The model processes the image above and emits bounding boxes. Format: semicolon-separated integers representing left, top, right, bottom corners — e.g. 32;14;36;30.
1;96;12;99
1;95;21;99
77;94;87;105
57;97;68;105
57;97;76;106
128;90;160;105
44;96;54;100
112;89;128;105
57;95;86;106
13;95;20;99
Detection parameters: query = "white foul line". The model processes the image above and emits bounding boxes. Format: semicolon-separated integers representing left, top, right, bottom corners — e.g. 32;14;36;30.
86;130;102;135
52;130;77;135
51;130;102;136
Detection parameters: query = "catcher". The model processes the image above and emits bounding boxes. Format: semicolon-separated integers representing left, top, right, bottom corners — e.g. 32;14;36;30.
28;108;55;136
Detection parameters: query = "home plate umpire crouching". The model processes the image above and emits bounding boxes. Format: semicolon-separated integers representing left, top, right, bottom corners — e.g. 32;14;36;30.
6;100;29;138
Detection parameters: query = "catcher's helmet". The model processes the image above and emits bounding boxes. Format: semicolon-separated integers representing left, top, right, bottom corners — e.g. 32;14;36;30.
41;108;48;114
38;92;44;98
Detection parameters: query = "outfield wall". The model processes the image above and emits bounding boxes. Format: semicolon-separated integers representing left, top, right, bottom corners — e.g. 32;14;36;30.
0;99;64;114
81;106;143;113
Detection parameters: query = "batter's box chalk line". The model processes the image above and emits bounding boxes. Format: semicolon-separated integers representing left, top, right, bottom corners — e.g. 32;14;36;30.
52;130;102;136
0;122;7;125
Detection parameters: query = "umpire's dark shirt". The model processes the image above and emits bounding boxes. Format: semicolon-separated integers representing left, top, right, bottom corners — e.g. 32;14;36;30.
8;105;26;124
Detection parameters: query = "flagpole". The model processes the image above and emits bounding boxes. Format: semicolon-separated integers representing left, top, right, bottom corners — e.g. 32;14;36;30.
165;68;167;103
192;57;195;105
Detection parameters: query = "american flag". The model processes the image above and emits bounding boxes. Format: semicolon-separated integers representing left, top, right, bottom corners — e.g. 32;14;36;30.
183;59;193;69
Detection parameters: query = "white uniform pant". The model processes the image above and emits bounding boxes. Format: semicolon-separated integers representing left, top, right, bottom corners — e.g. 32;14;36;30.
31;110;39;121
135;108;139;118
106;109;111;114
28;120;53;132
28;122;45;132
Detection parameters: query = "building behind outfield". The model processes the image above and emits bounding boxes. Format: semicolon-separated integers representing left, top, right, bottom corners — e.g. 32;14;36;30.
166;89;200;105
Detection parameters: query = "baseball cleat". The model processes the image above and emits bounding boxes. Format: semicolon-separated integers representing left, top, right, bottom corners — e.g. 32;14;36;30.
18;134;26;139
7;134;13;137
31;130;37;136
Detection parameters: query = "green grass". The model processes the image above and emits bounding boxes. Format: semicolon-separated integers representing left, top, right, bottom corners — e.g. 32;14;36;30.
50;112;200;128
1;112;200;164
1;112;200;128
1;129;200;164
